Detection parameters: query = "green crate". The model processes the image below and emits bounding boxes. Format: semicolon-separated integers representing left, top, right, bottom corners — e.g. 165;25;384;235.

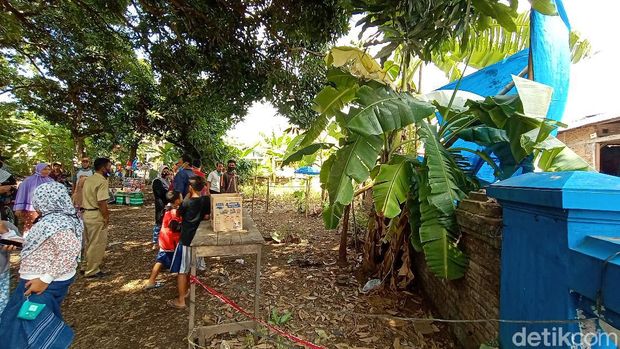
129;197;143;206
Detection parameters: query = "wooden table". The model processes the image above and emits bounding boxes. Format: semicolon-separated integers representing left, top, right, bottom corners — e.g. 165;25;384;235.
188;211;264;347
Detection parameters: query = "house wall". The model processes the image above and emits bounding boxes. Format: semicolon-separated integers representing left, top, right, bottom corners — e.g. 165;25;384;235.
557;125;597;167
413;191;502;349
557;120;620;171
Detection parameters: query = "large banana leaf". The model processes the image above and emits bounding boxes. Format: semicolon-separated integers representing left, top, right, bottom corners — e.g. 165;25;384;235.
298;83;358;147
319;153;335;190
432;12;590;81
520;130;593;171
538;146;592;172
418;121;467;215
455;126;509;146
328;134;382;205
417;169;467;280
530;0;558;15
466;95;562;162
323;203;344;230
407;176;423;253
486;142;521;180
372;155;413;219
570;31;592;64
347;85;435;136
451;147;503;179
325;47;395;84
282;143;333;166
422;236;468;280
326;68;359;88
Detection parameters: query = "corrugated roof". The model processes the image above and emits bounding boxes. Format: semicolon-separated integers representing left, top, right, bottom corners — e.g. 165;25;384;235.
560;113;620;131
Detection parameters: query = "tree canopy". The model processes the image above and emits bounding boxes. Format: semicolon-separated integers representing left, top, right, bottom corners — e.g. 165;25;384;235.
1;0;585;168
1;0;350;163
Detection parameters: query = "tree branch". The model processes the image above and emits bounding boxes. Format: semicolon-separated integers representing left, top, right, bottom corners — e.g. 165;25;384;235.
0;0;50;37
12;46;46;77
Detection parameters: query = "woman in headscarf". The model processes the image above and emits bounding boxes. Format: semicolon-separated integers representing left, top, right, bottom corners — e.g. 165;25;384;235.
151;165;171;247
0;181;83;348
13;163;53;232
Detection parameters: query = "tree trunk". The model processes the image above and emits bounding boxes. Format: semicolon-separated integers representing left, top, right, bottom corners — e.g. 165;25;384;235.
75;135;85;159
337;204;351;267
129;141;139;162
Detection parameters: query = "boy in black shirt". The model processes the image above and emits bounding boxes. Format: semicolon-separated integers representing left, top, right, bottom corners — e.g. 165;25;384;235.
168;176;210;309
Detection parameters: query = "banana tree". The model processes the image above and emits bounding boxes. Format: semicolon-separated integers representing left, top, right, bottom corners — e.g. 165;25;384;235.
284;47;590;283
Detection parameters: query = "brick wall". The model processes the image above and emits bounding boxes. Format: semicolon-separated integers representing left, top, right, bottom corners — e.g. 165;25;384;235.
557;126;596;167
413;191;502;349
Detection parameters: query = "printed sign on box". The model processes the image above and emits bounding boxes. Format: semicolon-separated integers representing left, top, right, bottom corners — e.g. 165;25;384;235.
211;194;243;232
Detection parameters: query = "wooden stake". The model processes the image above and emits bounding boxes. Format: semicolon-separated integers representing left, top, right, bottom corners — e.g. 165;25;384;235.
251;175;256;217
265;177;270;213
305;177;310;218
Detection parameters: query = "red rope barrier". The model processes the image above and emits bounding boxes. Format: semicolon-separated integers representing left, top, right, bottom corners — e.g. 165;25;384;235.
189;275;327;349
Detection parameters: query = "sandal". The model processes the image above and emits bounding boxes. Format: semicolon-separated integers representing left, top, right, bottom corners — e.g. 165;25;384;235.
167;299;187;310
144;281;164;290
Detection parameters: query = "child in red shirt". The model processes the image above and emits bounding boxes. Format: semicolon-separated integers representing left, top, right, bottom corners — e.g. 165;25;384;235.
145;192;182;289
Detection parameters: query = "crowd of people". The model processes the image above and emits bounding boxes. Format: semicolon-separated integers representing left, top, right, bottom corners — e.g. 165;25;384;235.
0;153;240;347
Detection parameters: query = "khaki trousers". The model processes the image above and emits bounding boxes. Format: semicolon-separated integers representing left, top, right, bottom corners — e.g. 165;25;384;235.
83;210;108;276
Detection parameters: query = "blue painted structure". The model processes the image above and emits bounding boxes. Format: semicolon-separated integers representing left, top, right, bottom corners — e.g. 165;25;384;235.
487;171;620;348
437;0;572;183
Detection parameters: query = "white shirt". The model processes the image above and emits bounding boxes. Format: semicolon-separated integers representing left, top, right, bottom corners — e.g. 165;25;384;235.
207;170;222;192
75;168;94;180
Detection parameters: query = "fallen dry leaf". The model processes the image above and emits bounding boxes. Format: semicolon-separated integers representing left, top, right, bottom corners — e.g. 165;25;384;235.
359;336;379;343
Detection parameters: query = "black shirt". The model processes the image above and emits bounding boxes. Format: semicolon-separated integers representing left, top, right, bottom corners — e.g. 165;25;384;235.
152;178;169;225
178;196;210;246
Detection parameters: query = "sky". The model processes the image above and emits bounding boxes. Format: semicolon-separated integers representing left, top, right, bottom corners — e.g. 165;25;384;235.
227;0;620;146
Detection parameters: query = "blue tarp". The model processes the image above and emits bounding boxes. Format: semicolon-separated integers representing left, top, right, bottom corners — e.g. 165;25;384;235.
295;166;320;175
438;49;528;96
436;0;571;183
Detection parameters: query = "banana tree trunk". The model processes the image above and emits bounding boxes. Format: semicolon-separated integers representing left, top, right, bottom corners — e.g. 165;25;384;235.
337;204;351;266
362;211;415;290
362;209;382;273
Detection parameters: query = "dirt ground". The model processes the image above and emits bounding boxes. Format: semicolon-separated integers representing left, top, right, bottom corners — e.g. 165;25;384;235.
15;199;456;348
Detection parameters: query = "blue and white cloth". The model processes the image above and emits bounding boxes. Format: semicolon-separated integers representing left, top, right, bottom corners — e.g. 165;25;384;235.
0;277;75;348
0;270;9;316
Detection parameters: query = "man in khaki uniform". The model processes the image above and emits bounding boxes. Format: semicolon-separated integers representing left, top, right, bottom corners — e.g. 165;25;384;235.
82;158;112;278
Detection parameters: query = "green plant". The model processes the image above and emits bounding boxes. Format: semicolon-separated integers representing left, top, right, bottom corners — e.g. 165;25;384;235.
284;47;590;281
353;1;590;93
146;142;181;167
0;109;74;176
268;309;293;326
292;189;306;214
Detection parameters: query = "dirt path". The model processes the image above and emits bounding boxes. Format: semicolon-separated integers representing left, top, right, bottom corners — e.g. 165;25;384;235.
58;202;455;348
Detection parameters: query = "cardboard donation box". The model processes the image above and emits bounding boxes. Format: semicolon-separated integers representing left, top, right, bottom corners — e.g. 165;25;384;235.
211;194;243;232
